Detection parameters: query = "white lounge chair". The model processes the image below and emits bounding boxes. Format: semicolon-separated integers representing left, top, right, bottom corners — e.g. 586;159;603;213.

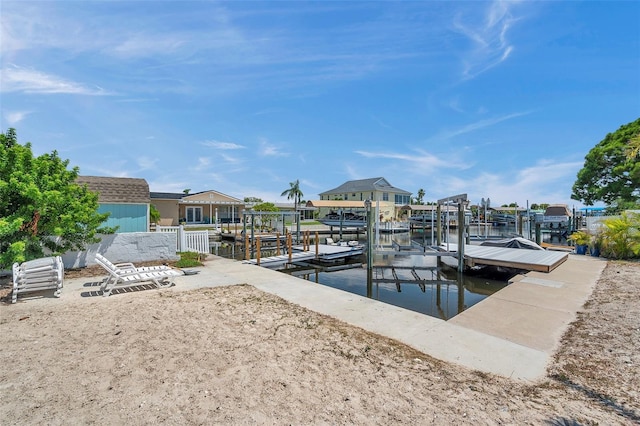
95;253;182;297
95;253;171;275
12;256;64;303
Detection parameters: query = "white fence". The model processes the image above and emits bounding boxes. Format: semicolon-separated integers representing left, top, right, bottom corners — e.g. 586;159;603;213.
156;225;210;254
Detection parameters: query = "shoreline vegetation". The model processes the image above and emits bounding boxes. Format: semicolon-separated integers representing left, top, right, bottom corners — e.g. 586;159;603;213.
0;259;638;424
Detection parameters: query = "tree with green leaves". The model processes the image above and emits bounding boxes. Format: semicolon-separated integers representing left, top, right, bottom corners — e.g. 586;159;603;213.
627;133;640;160
281;179;303;214
150;204;161;224
0;129;111;268
415;188;425;205
571;118;640;209
252;202;280;231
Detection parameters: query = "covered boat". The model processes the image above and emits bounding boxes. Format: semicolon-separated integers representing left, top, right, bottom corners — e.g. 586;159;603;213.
480;237;544;250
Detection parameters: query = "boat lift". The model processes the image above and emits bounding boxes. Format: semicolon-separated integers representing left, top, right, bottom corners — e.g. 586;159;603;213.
437;193;469;272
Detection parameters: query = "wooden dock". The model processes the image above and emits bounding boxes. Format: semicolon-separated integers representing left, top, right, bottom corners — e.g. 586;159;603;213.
243;244;364;269
444;243;569;273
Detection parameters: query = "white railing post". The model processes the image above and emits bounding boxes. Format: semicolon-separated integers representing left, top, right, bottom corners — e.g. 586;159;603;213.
178;225;186;252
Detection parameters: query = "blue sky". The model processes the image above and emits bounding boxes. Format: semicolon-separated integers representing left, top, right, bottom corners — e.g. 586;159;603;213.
2;1;639;208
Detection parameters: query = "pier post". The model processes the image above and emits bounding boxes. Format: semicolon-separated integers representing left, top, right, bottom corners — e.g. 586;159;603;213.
457;202;465;272
436;205;442;246
365;200;373;298
315;231;319;259
256;237;261;266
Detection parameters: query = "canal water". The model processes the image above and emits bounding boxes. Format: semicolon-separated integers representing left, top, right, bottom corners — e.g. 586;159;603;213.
210;225;569;320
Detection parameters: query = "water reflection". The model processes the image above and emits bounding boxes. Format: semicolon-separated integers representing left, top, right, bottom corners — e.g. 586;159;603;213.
210;229;519;320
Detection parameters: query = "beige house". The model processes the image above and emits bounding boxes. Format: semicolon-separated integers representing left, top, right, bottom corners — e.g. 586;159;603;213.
150;190;245;226
316;177;412;221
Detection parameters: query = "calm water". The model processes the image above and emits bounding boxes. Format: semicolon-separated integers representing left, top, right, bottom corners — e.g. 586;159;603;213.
210;224;568;320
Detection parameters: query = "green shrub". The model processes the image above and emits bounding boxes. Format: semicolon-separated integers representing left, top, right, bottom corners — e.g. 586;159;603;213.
175;251;204;268
568;230;591;246
600;212;640;259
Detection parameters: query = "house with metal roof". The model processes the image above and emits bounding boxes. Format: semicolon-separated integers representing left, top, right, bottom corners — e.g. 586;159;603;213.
76;176;150;233
316;177;412;221
150;190;245;226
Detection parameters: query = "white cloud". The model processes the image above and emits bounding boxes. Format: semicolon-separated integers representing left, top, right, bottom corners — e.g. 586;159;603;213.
1;65;110;95
454;0;522;80
259;138;289;157
432;111;531;141
109;34;187;59
194;157;211;171
4;110;31;125
220;153;242;164
202;140;246;150
355;149;468;171
136;156;158;170
456;159;584;206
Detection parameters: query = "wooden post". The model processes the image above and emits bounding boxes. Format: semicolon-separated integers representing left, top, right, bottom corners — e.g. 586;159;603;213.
244;234;250;260
276;232;280;255
288;233;292;263
256;236;261;266
315;231;319;259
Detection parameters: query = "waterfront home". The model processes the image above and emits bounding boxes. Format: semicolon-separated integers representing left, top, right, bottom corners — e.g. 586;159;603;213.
150;190;245;226
316;177;411;221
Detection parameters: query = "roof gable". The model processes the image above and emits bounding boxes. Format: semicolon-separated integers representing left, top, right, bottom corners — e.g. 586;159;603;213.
77;176;149;204
319;177;410;196
183;190;242;203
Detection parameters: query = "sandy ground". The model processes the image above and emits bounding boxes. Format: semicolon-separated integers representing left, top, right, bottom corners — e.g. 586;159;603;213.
0;260;638;425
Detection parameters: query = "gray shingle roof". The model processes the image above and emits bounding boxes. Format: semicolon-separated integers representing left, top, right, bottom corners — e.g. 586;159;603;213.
150;192;184;200
319;177;410;196
76;176;149;204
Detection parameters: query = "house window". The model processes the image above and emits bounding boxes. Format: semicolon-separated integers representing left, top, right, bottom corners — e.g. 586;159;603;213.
395;194;410;205
186;206;203;223
382;192;389;201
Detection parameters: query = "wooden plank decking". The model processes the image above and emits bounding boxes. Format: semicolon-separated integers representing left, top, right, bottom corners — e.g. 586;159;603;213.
445;243;569;273
243;244;364;269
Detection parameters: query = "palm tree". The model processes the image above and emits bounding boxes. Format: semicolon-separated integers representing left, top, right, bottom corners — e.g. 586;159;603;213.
417;188;425;205
281;179;304;219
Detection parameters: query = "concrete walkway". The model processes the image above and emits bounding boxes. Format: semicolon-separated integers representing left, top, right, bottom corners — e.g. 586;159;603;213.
16;253;607;382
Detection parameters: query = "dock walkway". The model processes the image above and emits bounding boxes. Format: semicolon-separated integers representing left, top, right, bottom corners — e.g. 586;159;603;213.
242;244;364;268
445;243;569;273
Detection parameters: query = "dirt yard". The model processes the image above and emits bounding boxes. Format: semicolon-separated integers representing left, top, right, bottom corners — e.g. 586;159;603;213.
0;260;638;425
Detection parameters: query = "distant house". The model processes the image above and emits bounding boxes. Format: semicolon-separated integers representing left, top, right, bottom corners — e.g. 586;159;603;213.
271;202;316;220
316;177;411;221
76;176;150;233
150;190;245;226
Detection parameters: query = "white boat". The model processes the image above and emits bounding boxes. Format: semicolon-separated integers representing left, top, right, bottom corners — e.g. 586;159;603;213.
409;213;436;225
543;204;571;230
319;212;367;228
